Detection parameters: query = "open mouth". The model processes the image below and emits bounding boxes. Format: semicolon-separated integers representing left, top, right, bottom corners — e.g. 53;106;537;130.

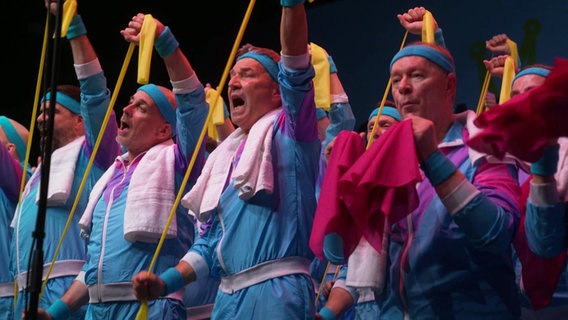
119;118;131;133
231;97;245;110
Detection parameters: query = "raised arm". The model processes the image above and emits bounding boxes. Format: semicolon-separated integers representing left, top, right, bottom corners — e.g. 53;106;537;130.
280;1;308;56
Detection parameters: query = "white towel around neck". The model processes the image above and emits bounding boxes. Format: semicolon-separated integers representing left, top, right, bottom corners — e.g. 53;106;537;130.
79;140;177;243
33;136;85;206
181;108;280;222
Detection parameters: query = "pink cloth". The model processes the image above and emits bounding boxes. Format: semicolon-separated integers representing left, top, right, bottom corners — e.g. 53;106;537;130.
311;120;422;259
513;177;567;310
469;58;568;163
310;130;365;260
339;119;422;253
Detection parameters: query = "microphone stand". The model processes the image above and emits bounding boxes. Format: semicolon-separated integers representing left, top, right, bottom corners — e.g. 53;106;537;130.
25;1;63;319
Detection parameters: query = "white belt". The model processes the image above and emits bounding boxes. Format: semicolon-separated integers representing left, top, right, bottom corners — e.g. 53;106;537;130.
16;260;85;291
186;303;213;320
0;282;15;297
219;256;311;294
88;282;183;304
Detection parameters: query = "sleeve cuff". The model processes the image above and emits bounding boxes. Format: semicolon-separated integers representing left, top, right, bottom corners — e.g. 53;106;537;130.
529;180;561;206
441;178;481;215
281;51;311;70
171;74;201;94
74;59;102;80
181;251;210;281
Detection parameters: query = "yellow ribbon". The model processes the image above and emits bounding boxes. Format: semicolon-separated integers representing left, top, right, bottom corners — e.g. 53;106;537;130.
310;42;331;111
60;0;77;38
499;56;516;104
421;11;435;44
476;71;491;115
506;39;519;70
366;30;409;148
205;88;227;142
137;14;156;84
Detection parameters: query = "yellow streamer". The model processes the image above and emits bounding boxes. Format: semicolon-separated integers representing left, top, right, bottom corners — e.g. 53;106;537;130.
476;71;491;115
314;260;330;307
366;31;408;148
19;12;51;203
310;42;331;111
205;88;227;141
499;56;516;104
135;0;257;318
60;0;77;38
421;11;435;44
39;43;136;300
137;14;156;84
506;39;519;70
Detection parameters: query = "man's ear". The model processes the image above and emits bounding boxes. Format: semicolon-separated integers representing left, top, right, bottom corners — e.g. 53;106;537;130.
4;142;16;157
271;83;282;105
158;123;173;139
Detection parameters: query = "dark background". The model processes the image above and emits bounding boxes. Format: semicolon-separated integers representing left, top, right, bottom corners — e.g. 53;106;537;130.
4;0;566;164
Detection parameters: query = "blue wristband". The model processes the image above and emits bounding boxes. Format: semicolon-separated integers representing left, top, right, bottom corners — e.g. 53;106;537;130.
421;150;457;186
531;144;560;176
154;26;179;58
328;56;338;74
66;15;87;40
159;267;184;295
281;0;305;7
46;299;71;320
319;307;337;320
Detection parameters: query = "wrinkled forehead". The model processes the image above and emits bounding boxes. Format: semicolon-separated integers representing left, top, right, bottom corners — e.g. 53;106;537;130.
511;74;546;92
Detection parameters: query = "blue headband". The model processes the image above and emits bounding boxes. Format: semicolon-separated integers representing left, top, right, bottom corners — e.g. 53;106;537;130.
237;52;280;82
0;116;27;162
512;67;550;85
368;106;402;122
390;45;455;74
41;91;81;114
137;84;177;136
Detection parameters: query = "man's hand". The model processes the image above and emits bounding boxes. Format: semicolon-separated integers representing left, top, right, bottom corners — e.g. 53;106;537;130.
397;6;438;35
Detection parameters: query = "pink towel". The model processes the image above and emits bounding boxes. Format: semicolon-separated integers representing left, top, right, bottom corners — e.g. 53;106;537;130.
339;119;422;253
310;130;365;261
310;119;422;260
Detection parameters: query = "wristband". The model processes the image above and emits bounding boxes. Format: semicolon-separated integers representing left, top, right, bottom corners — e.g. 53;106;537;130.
154;26;179;58
328;55;338;74
281;0;305;7
46;299;71;320
421;150;457;186
66;15;87;40
319;307;337;320
531;144;560;176
159;267;184;295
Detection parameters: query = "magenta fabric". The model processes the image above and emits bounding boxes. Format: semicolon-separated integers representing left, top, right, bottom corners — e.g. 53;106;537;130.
338;119;422;254
469;58;568;163
310;130;366;260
